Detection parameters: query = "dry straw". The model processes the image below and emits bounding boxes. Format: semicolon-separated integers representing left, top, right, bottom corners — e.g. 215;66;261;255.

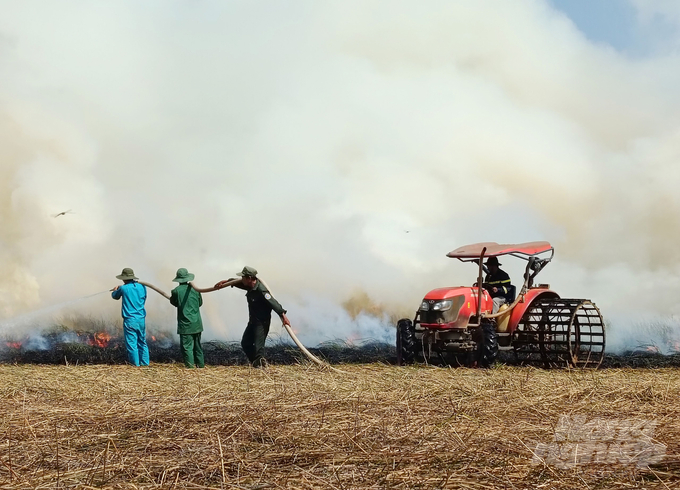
0;364;679;489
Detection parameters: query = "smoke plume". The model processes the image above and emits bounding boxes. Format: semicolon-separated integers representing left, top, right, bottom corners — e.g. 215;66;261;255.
1;1;680;351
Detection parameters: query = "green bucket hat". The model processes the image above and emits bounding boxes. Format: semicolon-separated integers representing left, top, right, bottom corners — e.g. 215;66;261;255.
236;266;258;278
116;268;138;281
173;268;195;283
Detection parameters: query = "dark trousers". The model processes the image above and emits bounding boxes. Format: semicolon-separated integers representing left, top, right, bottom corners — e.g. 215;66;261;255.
241;321;270;366
180;333;205;368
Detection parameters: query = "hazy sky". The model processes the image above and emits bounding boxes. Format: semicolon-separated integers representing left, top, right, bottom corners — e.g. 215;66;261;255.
1;0;680;348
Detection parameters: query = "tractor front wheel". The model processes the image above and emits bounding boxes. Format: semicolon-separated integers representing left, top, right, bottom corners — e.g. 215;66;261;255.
476;321;499;368
396;318;418;365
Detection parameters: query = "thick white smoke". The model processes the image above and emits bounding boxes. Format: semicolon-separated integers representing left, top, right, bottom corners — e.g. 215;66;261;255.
1;1;680;351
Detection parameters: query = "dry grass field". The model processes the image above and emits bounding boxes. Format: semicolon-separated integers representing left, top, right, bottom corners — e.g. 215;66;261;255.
1;363;679;489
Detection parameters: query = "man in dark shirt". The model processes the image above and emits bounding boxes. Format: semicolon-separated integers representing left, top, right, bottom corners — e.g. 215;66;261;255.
216;266;290;367
483;256;512;314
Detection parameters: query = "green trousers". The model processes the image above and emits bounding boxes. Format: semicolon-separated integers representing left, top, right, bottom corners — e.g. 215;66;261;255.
241;321;270;367
180;333;205;368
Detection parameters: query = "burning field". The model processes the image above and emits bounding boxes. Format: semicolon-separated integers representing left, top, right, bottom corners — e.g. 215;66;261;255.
0;326;395;366
3;327;680;369
1;363;679;489
4;321;680;369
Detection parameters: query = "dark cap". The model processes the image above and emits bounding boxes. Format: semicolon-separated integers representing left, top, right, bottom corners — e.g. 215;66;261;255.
485;256;501;267
236;266;258;278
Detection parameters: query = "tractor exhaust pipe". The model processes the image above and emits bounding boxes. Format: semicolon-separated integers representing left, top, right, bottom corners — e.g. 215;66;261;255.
466;247;487;328
476;247;486;323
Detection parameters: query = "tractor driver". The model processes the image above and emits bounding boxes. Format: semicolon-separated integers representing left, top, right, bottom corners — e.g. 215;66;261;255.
483;256;512;314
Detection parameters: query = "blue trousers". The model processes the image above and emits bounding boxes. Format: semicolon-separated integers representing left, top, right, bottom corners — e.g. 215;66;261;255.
123;320;149;366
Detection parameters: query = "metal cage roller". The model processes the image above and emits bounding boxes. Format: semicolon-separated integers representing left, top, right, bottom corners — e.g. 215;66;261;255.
512;298;605;368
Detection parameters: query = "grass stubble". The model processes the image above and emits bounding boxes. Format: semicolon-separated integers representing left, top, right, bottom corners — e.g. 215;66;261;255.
0;363;679;489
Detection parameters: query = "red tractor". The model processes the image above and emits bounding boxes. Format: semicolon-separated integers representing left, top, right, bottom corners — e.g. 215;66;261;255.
396;242;605;368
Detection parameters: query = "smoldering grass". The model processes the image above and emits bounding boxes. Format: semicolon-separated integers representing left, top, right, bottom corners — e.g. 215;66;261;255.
608;317;680;356
4;319;680;368
0;326;398;365
5;337;680;368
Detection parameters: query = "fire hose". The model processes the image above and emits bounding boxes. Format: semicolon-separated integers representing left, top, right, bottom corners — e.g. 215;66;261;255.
256;277;343;373
138;281;171;299
138;279;343;373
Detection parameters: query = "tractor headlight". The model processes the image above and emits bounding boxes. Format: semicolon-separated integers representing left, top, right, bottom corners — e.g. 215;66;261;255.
420;301;429;311
432;300;453;311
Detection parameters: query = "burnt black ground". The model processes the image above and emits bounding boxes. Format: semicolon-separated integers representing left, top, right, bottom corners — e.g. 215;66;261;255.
1;336;680;368
0;338;397;366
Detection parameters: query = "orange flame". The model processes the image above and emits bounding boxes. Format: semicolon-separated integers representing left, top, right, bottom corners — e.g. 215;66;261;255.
88;332;112;348
5;341;21;349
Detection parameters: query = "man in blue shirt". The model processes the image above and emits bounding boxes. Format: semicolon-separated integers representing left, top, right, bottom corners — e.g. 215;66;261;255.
111;267;149;366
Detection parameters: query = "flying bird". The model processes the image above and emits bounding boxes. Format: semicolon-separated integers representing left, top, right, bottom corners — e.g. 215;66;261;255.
51;209;73;218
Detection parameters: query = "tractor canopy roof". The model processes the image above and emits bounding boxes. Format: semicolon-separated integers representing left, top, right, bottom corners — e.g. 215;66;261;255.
447;241;553;261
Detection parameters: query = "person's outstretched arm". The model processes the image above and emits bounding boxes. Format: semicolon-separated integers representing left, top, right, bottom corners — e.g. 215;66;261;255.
187;281;221;293
214;278;247;290
111;287;122;300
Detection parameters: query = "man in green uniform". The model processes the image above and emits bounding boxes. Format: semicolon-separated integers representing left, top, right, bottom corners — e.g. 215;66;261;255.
215;266;290;367
170;268;205;368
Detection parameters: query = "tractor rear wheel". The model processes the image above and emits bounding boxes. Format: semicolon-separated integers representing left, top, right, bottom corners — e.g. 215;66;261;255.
396;318;418;365
476;321;499;367
513;298;605;368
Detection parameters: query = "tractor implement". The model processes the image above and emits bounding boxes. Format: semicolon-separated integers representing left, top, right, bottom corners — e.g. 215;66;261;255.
396;241;605;368
512;298;605;368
